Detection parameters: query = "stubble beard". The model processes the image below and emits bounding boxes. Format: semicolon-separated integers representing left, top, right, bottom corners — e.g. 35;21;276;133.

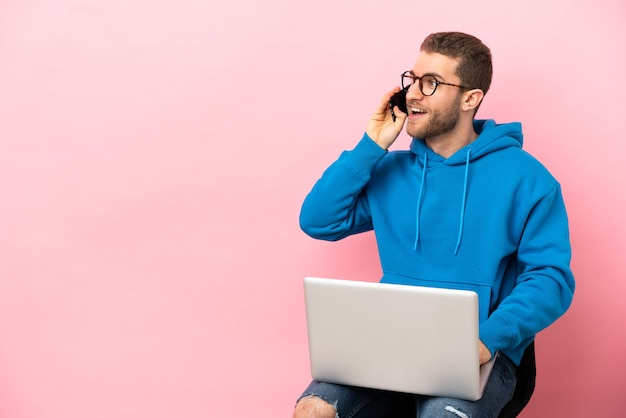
406;95;462;140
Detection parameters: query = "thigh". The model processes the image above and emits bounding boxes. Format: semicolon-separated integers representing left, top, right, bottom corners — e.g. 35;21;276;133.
298;380;415;418
416;353;517;418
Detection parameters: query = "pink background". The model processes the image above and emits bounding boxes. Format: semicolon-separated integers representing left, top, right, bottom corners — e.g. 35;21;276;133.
0;1;624;417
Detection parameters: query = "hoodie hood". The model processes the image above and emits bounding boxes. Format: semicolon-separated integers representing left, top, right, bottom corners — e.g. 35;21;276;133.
409;119;524;254
409;119;523;165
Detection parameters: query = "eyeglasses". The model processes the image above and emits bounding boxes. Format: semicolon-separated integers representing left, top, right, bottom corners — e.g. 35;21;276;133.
401;71;473;96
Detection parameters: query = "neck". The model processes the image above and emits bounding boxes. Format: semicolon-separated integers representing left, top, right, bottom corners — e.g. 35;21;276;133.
425;121;478;158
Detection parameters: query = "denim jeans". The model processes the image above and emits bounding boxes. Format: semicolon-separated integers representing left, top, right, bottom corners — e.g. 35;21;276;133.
297;353;517;418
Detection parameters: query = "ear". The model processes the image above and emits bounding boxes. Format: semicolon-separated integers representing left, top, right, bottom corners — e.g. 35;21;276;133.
461;89;484;112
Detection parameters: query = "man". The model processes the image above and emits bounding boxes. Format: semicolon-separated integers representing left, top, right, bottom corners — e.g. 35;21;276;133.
294;32;575;417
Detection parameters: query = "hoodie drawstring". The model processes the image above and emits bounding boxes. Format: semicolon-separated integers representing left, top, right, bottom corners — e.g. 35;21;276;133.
413;147;471;254
454;147;472;255
413;152;428;251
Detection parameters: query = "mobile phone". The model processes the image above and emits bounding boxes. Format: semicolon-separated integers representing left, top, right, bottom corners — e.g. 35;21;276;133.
389;89;408;121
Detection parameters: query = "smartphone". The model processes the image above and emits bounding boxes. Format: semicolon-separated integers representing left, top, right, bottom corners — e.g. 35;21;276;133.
389;89;408;121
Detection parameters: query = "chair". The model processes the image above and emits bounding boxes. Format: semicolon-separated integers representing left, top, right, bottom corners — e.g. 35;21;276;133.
387;342;536;418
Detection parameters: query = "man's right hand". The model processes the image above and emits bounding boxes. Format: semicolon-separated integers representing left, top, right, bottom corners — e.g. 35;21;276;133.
365;87;407;150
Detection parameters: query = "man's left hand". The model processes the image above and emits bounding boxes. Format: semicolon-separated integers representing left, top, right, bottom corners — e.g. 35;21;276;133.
479;340;492;365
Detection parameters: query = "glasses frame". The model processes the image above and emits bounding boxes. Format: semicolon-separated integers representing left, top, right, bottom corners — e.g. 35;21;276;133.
401;71;473;96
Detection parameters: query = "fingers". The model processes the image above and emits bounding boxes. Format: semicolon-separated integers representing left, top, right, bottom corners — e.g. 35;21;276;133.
377;87;403;114
479;340;493;365
365;87;408;150
377;94;406;132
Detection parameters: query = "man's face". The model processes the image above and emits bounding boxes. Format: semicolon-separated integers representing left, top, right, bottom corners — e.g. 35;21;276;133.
405;52;464;140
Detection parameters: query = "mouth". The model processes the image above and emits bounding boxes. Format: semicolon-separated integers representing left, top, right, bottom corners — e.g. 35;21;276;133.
409;106;428;118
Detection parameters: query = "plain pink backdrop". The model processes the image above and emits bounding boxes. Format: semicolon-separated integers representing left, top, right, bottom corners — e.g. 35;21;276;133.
0;1;624;417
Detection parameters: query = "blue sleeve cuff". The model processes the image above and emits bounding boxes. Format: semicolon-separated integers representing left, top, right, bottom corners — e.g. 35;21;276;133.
340;133;387;175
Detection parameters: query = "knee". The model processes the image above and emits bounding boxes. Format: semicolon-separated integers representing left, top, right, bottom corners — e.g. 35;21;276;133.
420;399;472;418
293;396;337;418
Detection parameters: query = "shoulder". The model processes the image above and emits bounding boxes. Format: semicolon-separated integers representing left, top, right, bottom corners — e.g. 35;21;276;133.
491;146;557;181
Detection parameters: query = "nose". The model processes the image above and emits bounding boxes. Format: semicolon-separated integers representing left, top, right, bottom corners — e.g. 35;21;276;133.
406;82;424;101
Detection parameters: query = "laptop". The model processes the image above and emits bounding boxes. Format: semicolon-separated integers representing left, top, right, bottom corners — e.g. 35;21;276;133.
303;277;496;401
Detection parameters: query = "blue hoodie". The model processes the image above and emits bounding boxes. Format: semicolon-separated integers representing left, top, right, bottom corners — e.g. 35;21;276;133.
300;119;575;365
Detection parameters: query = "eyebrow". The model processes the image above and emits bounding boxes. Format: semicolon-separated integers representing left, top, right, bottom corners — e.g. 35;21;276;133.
410;70;446;81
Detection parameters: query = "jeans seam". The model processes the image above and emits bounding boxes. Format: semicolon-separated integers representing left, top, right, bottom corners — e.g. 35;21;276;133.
346;392;379;418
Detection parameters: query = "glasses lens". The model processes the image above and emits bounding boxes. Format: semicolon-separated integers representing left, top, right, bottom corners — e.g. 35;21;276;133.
420;75;438;96
401;72;413;91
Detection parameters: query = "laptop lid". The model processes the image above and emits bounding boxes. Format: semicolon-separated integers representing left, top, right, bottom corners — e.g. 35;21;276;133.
303;277;495;401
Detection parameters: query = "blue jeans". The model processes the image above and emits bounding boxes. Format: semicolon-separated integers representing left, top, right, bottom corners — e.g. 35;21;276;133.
297;353;517;418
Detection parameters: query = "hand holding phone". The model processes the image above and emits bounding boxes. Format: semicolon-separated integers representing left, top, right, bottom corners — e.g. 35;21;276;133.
366;88;407;150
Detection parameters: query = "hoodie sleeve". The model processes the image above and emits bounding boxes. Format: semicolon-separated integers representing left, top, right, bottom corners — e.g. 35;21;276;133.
480;183;576;357
299;133;387;241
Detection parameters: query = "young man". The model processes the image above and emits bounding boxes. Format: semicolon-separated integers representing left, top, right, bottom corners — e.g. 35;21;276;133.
293;32;575;417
